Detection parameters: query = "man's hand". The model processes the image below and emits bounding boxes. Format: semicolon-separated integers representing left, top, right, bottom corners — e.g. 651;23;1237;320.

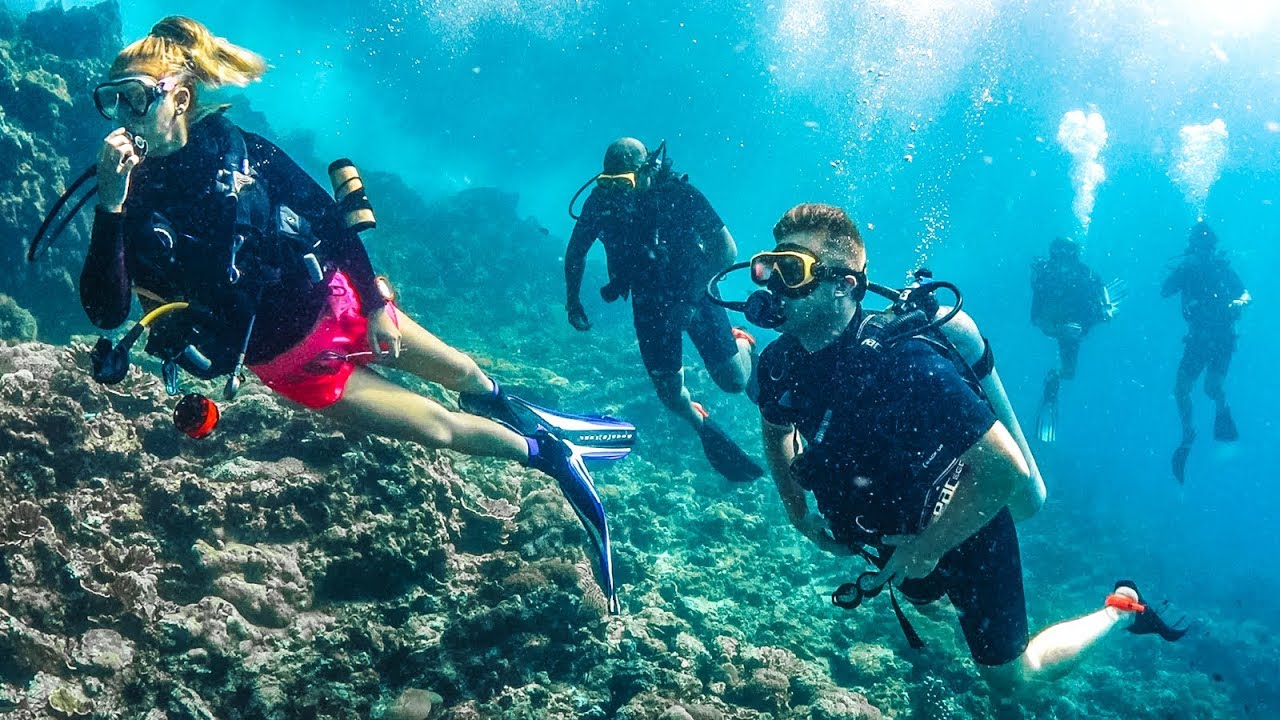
793;512;855;556
366;305;401;361
870;533;943;587
567;301;592;331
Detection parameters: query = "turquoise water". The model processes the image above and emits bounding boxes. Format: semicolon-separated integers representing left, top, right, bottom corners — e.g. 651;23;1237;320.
9;0;1280;716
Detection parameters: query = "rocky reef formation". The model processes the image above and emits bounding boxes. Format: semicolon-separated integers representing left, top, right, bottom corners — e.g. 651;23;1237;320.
0;339;891;720
0;1;122;342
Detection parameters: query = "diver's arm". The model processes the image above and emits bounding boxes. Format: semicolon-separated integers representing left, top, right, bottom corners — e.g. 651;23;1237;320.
762;418;805;522
708;226;737;271
564;220;596;309
936;308;1045;519
889;422;1025;574
1160;265;1185;298
79;209;133;329
245;132;386;315
762;417;849;554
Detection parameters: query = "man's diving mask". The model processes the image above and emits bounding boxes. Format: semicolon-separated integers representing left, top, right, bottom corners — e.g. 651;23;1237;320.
569;140;669;219
707;244;867;329
750;247;864;296
93;75;180;122
595;171;638;190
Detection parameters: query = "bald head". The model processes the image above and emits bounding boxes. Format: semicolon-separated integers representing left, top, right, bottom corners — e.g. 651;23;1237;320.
603;137;648;173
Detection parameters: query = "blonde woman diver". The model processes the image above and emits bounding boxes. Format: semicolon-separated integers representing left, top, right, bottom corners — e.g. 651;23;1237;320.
77;17;625;612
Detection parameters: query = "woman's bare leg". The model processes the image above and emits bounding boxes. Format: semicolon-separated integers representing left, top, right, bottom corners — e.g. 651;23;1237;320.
388;310;493;395
317;365;525;461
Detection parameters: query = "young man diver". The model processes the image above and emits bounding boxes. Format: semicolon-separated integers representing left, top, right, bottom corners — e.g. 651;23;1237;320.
715;203;1184;696
72;16;631;613
558;138;763;483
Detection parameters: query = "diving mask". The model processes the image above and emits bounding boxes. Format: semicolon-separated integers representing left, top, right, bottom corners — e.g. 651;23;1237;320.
596;171;638;189
93;75;180;122
706;245;867;329
750;244;864;298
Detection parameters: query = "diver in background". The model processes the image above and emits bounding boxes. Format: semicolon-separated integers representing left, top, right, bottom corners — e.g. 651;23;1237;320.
1030;236;1121;443
1162;221;1250;484
558;138;763;483
744;203;1186;699
78;16;626;611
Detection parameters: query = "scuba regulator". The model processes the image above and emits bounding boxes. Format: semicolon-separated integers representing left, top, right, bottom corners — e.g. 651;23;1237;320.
707;260;962;341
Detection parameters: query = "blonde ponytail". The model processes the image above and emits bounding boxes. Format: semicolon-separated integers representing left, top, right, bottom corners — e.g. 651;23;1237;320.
111;16;267;89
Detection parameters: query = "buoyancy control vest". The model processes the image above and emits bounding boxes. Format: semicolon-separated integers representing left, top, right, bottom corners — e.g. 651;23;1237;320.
782;275;995;541
125;113;328;388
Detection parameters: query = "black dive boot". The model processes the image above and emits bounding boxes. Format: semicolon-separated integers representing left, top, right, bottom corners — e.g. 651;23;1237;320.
1214;405;1239;442
459;378;523;431
1171;427;1195;485
1114;581;1190;642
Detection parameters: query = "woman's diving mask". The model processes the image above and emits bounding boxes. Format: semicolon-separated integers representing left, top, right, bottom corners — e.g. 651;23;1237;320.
93;75;181;122
706;244;867;329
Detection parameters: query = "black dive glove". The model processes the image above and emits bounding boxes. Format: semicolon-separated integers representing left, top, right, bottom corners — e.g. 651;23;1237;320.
599;281;625;303
567;301;592;331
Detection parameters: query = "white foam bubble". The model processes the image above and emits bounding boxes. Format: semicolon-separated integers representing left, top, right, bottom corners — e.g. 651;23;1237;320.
1170;119;1229;214
1056;110;1108;233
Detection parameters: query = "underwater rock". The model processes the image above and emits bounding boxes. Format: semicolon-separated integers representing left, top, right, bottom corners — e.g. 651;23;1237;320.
45;682;93;718
386;688;444;720
810;688;884;720
0;293;37;340
159;595;262;656
71;628;135;674
0;607;70;677
659;706;694;720
740;666;791;712
19;1;122;63
194;540;311;628
0;4;16;39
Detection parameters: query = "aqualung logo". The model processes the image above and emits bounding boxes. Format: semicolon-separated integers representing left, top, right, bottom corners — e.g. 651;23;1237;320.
575;432;634;444
929;459;965;524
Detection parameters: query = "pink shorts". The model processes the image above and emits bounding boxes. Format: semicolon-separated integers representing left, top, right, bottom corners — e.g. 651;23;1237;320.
249;271;395;409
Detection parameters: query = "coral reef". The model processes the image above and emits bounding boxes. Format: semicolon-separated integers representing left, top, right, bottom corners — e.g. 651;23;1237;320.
0;1;122;342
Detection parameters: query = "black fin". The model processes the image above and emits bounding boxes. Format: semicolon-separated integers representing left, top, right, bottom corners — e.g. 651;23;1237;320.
1214;406;1238;442
699;419;764;483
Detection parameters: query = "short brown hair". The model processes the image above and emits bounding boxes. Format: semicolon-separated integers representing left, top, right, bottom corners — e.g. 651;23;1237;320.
772;203;864;264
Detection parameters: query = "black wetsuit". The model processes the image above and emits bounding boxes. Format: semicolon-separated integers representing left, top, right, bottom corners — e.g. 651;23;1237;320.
1162;252;1246;434
565;178;736;375
80;113;384;365
1030;256;1106;378
755;314;1027;666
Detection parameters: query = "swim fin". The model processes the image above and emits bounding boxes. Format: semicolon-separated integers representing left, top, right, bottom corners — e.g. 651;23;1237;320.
1035;374;1060;444
512;398;636;462
1171;440;1192;485
461;381;636;462
1114;581;1190;642
528;430;620;614
1214;405;1238;442
699;418;764;483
